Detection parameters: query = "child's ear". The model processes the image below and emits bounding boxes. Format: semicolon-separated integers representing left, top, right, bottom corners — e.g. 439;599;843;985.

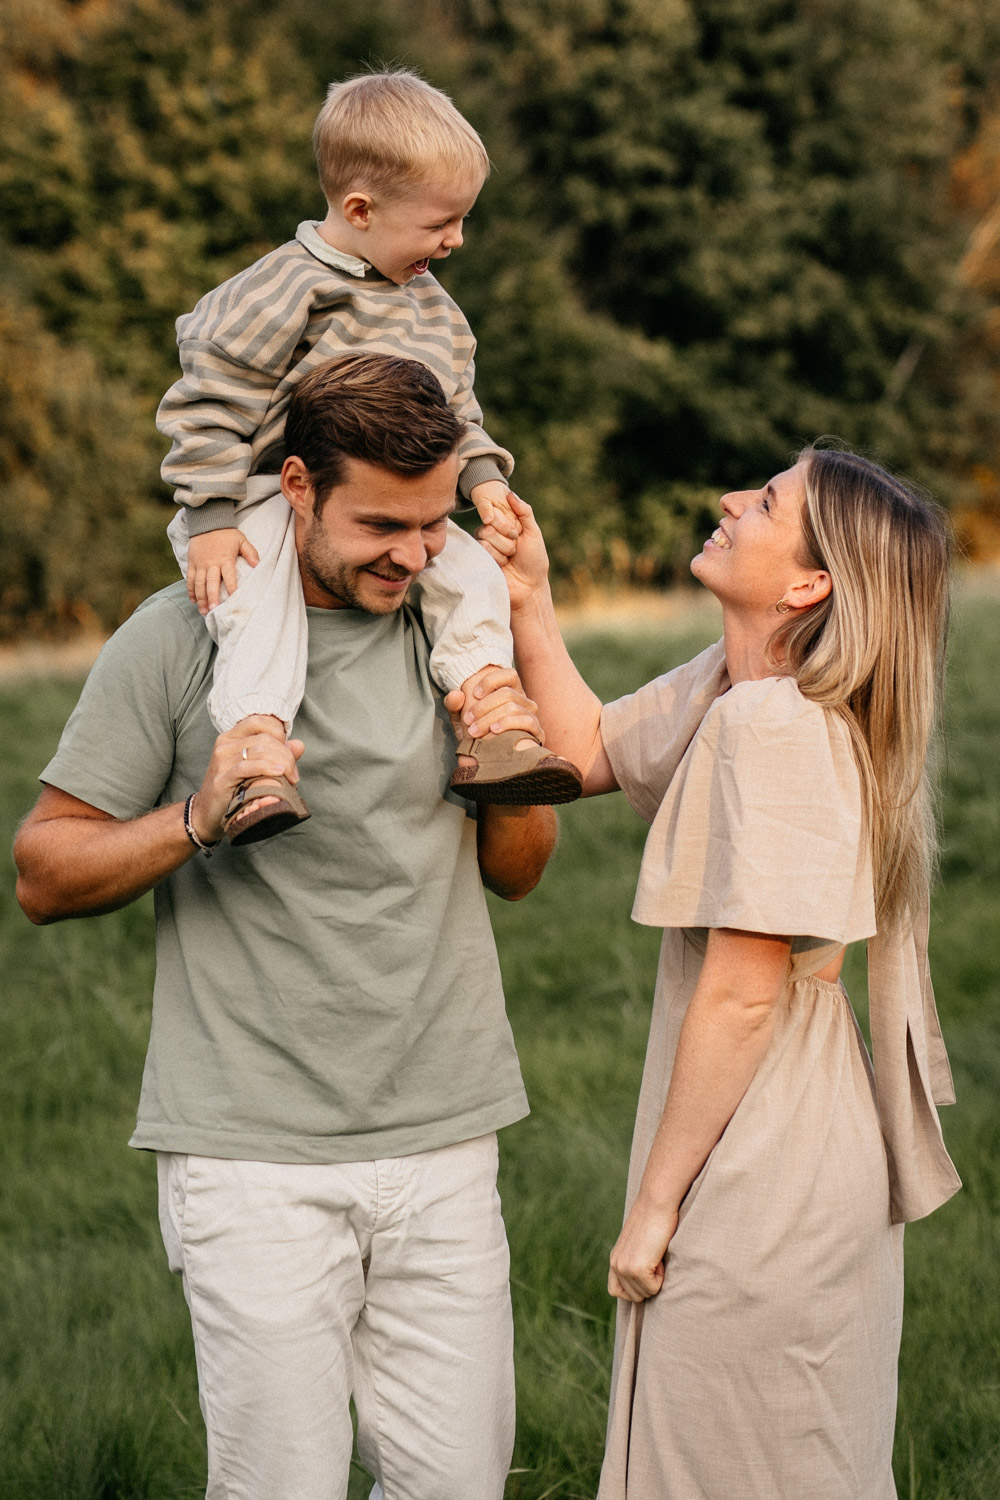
342;192;373;230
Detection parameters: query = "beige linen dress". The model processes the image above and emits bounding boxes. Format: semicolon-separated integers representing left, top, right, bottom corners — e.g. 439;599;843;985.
597;642;961;1500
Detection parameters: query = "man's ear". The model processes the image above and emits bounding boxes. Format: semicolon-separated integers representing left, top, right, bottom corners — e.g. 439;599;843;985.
341;191;373;231
281;455;313;520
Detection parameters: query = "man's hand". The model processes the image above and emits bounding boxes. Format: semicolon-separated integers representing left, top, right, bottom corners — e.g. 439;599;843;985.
475;494;550;613
443;667;557;900
443;666;544;750
469;480;520;542
190;717;304;844
14;718;304;924
187;528;260;615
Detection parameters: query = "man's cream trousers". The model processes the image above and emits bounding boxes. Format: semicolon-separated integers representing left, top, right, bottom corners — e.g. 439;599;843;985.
168;480;514;734
157;1134;515;1500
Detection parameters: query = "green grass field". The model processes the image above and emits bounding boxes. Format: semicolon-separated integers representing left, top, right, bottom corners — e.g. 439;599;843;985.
2;585;998;1499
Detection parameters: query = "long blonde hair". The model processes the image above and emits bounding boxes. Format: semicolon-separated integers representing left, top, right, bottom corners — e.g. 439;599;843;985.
770;447;950;931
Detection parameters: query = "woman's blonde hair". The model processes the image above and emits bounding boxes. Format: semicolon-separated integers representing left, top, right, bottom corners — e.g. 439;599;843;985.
771;446;951;931
312;69;489;203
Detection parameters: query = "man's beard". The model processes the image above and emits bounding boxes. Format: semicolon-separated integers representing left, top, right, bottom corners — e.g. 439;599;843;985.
300;528;410;614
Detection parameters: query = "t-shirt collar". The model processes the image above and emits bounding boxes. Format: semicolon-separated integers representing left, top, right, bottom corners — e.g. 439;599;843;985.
295;220;369;278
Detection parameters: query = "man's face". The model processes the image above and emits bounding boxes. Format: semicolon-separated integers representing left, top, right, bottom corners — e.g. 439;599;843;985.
283;452;460;614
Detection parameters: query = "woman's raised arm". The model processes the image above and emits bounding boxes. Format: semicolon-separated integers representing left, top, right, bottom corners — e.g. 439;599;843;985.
475;494;619;796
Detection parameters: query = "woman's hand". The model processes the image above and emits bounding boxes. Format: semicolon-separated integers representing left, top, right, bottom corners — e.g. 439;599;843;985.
476;493;551;613
608;1196;680;1303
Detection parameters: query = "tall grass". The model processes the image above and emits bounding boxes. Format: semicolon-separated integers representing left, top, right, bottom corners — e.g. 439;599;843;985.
1;587;998;1498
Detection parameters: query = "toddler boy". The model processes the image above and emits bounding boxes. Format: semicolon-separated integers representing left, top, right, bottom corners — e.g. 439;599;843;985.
157;69;582;843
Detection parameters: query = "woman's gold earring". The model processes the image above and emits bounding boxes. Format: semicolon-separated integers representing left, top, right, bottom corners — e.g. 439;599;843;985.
775;599;792;614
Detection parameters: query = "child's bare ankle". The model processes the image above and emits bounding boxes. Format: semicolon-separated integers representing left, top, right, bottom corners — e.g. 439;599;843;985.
460;664;501;699
235;713;287;743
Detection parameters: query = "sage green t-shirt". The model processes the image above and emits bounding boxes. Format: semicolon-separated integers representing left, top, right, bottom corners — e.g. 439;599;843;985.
41;583;529;1162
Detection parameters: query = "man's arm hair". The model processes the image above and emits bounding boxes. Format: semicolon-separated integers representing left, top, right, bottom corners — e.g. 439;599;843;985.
14;785;197;925
15;716;304;925
476;803;557;902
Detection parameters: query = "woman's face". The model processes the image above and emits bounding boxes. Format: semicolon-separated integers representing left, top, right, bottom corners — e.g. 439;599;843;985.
690;461;814;612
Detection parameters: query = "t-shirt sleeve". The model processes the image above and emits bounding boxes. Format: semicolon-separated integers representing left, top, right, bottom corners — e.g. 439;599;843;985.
600;640;729;823
630;676;876;943
40;591;209;821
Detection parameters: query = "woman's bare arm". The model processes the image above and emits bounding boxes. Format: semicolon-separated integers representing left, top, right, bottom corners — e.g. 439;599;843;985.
608;927;792;1302
476;494;618;795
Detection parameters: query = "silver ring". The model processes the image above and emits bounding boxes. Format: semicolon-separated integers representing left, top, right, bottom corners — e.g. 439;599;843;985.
241;745;249;761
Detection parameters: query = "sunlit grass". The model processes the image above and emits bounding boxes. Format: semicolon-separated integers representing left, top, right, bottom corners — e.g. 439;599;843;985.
2;585;998;1497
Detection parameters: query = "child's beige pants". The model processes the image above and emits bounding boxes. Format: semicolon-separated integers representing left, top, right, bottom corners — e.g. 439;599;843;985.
168;479;514;734
156;1134;515;1500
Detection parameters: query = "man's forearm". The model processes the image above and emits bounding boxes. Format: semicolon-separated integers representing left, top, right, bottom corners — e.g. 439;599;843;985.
16;717;305;925
477;803;557;901
15;795;197;924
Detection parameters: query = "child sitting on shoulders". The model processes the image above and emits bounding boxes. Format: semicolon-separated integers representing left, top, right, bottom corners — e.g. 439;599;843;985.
157;68;582;844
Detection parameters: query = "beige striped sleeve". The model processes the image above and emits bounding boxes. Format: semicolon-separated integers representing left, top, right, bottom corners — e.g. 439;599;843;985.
450;342;514;498
156;246;345;513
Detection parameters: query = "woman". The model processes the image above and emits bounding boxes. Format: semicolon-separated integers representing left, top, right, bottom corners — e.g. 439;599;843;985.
470;447;961;1497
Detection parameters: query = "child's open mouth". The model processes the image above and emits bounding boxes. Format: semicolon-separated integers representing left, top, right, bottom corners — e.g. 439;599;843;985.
411;259;430;274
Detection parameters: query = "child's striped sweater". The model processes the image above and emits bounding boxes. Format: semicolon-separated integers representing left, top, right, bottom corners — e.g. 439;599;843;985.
157;220;513;535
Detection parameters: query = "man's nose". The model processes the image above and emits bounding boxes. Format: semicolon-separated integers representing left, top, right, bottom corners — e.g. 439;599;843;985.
389;534;429;574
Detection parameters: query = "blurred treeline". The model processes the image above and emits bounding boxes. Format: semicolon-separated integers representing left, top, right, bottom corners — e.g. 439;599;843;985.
3;0;1000;639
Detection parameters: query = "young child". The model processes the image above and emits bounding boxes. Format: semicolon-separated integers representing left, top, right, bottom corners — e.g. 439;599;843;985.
157;69;582;844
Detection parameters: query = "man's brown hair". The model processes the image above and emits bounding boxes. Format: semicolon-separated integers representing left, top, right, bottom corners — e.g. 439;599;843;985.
284;353;466;510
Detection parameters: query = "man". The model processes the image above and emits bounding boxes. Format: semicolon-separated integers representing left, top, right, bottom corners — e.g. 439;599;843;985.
14;354;557;1500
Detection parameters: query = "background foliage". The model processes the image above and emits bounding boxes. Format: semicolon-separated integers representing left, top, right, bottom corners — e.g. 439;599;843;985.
2;0;1000;636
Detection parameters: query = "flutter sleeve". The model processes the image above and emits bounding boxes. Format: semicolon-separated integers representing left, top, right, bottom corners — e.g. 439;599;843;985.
630;675;877;944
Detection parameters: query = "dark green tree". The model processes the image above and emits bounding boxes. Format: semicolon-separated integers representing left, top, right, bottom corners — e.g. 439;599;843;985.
442;0;1000;550
2;0;999;633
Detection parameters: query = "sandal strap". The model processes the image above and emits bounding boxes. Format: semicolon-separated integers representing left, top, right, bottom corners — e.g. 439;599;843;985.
224;774;308;823
460;728;549;772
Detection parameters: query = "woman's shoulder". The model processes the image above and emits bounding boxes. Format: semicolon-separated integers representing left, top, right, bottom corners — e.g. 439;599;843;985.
710;673;817;722
704;674;837;750
699;675;858;806
631;669;875;941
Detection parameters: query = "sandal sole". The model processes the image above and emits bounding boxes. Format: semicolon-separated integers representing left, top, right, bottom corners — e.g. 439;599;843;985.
450;761;583;806
226;802;312;846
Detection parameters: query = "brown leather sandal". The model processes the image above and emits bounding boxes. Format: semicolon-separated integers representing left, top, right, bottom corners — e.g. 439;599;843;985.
450;729;583;805
223;775;311;846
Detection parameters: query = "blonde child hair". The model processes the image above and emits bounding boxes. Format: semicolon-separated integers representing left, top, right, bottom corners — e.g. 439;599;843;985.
312;69;490;202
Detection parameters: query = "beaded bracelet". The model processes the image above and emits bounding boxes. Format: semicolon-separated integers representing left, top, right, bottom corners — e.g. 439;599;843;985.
183;792;220;858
